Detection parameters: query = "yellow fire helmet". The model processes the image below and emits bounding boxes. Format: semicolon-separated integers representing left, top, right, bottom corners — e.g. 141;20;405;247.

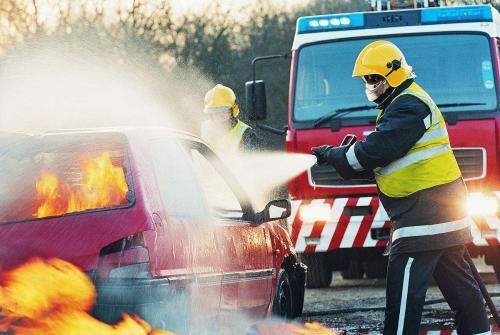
352;40;413;88
203;84;240;118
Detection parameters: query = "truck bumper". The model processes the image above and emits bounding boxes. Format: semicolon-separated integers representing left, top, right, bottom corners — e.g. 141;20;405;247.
288;196;500;253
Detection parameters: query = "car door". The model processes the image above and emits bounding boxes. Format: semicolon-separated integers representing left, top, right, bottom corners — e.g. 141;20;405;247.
148;137;222;329
187;141;274;319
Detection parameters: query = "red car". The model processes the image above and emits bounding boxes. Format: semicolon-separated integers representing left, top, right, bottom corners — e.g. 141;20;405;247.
0;128;306;333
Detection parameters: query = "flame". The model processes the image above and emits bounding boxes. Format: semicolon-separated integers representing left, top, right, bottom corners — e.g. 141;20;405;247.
35;152;129;218
0;258;174;335
256;322;339;335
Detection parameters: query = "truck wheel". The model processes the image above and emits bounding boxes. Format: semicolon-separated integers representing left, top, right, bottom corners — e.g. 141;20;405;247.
485;246;500;283
341;260;364;279
300;253;332;288
272;269;294;319
364;258;388;279
493;264;500;283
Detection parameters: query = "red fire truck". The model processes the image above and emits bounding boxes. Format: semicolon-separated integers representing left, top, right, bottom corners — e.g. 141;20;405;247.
248;2;500;288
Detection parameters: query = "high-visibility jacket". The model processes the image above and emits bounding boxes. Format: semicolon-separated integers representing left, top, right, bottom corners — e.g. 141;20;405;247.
201;119;254;155
221;120;251;153
324;79;473;254
374;82;462;198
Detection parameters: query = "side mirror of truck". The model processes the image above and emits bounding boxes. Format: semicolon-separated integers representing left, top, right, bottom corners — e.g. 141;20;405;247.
245;80;267;121
253;199;291;224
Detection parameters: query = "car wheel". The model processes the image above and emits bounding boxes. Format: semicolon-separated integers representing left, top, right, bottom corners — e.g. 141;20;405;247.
272;269;294;319
300;253;332;288
341;259;364;279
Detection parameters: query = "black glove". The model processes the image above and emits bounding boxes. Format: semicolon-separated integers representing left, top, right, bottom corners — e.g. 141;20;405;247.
311;145;334;165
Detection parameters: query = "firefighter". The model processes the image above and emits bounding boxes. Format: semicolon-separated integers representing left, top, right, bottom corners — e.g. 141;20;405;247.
201;84;258;154
312;41;490;335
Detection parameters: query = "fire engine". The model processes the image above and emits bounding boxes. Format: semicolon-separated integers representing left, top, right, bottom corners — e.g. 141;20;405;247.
247;1;500;287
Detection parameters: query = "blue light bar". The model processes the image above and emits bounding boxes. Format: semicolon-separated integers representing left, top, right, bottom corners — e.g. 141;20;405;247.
297;13;364;34
421;5;493;24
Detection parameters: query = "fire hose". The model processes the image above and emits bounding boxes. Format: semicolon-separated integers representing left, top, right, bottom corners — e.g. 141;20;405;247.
312;135;500;326
303;253;500;328
464;249;500;327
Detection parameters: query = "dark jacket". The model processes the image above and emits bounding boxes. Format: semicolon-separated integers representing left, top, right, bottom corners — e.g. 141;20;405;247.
241;127;259;152
325;79;472;254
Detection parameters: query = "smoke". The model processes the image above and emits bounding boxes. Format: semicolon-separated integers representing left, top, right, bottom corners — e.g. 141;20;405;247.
0;31;317;211
0;33;212;133
0;30;328;335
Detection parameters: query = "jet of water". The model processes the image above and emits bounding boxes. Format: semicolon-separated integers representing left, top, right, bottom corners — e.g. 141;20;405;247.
223;152;317;209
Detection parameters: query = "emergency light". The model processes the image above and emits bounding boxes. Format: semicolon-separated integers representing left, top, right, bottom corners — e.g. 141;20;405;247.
297;5;494;34
420;6;493;24
297;13;364;34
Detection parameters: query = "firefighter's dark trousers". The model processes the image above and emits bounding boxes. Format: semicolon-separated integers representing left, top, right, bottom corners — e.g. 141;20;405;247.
383;245;490;335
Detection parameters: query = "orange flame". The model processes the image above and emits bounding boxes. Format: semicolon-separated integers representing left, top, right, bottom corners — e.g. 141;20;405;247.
0;258;173;335
35;152;129;218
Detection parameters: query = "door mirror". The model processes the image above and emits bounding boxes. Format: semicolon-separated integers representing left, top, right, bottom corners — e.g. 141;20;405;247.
245;80;267;121
253;199;291;224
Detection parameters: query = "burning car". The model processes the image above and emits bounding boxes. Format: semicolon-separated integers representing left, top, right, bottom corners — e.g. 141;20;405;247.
0;128;306;334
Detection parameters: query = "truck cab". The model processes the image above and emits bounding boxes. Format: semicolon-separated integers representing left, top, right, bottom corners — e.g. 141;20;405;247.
285;4;500;287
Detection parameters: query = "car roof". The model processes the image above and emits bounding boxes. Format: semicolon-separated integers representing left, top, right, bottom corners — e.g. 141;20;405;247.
0;126;203;143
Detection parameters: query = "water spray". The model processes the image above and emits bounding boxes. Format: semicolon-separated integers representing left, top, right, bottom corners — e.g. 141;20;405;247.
222;152;316;209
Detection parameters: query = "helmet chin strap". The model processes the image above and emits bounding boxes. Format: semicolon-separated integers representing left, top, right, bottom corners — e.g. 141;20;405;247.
374;86;395;105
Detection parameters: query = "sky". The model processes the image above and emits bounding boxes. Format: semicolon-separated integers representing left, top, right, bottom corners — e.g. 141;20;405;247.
161;0;306;15
33;0;308;28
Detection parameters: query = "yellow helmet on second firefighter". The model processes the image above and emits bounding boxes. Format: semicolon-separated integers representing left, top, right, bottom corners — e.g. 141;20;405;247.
203;84;240;118
201;84;257;154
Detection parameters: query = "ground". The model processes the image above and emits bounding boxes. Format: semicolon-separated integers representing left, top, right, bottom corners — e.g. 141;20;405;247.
299;259;500;334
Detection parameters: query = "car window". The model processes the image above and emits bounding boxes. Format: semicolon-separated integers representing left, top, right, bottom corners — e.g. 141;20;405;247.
190;147;244;221
295;34;497;122
0;132;134;224
149;138;210;220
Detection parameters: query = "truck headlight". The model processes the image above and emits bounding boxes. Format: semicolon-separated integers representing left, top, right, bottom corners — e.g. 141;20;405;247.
466;193;499;216
299;203;331;222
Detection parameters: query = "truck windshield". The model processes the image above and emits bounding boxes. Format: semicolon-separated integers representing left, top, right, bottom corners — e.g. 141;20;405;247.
294;34;497;122
0;132;134;224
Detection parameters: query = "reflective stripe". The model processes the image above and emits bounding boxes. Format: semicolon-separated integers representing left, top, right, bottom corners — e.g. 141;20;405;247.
392;216;472;242
229;122;249;150
204;106;232;114
376;144;451;176
231;123;247;144
397;257;414;335
399;89;439;128
423;114;431;129
416;127;448;145
346;144;364;172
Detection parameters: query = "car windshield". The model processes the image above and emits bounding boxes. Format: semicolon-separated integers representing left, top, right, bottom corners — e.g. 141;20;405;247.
294;34;497;122
0;132;134;224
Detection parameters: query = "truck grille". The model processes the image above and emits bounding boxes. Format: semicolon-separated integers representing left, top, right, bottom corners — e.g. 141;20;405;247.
453;148;485;180
309;148;485;187
309;165;373;186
